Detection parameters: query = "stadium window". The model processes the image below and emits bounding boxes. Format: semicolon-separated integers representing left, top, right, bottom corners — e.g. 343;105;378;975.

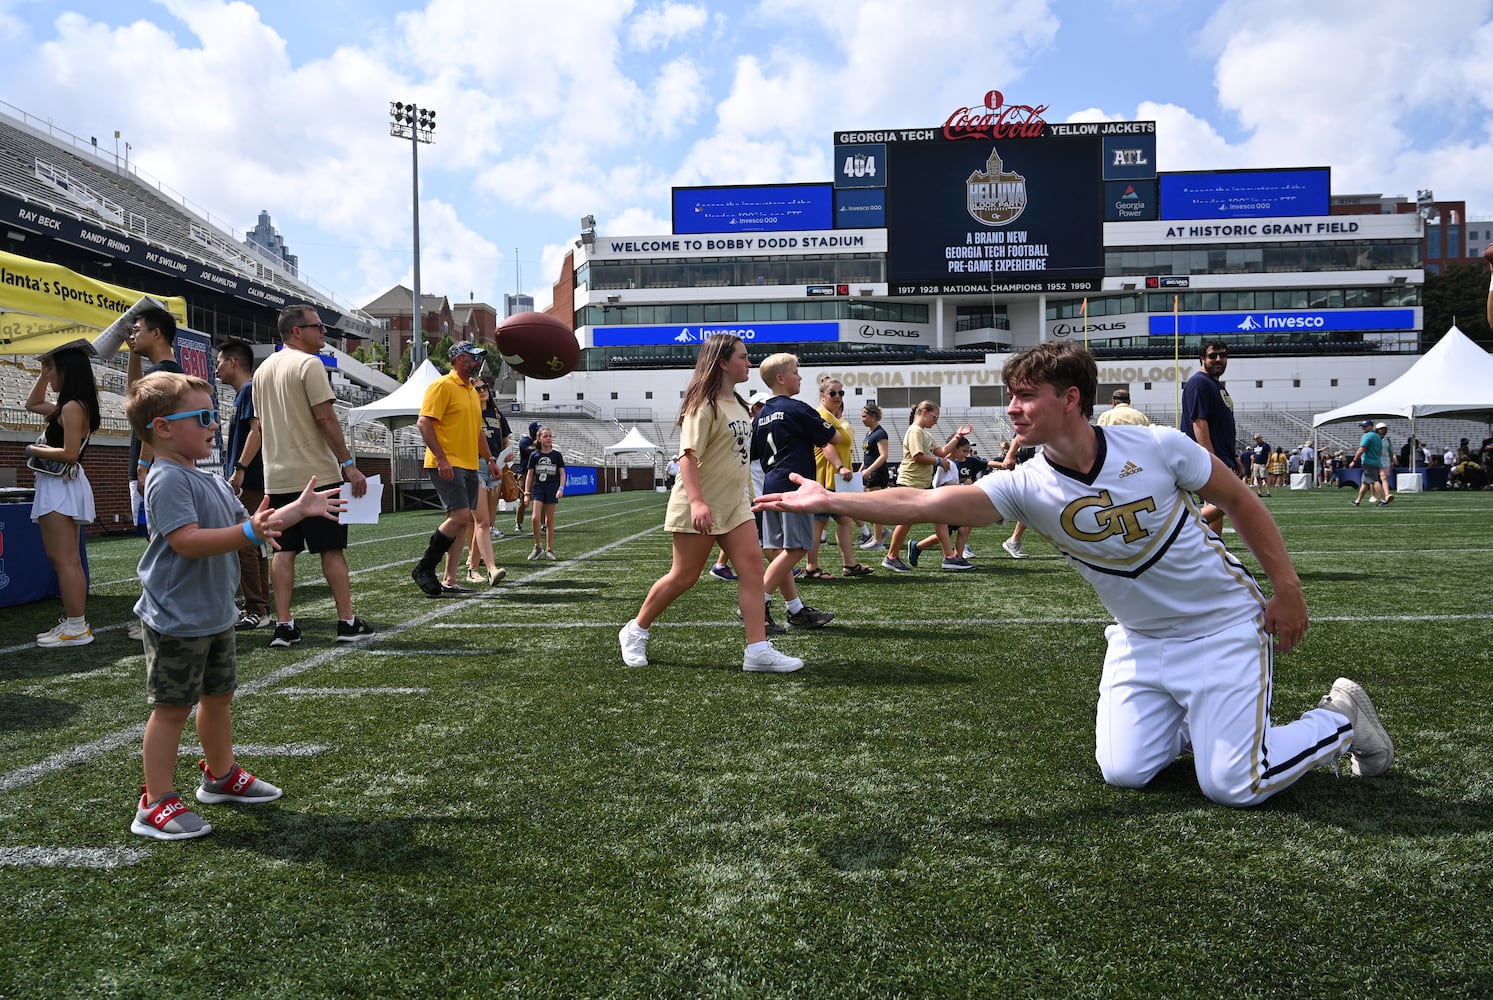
542;393;550;401
610;392;618;400
645;391;653;399
1331;379;1338;387
576;393;584;400
1293;379;1301;388
1143;382;1152;390
1255;381;1264;388
1368;379;1376;386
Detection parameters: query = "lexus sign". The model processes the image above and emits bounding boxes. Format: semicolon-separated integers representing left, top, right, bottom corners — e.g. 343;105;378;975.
847;320;933;344
1048;315;1140;339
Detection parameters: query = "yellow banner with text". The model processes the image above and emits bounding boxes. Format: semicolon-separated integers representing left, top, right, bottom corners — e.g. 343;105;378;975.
0;250;187;355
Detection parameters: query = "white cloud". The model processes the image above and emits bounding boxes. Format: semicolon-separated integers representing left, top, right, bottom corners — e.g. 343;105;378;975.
644;57;706;137
605;204;670;236
1200;0;1493;209
628;2;707;50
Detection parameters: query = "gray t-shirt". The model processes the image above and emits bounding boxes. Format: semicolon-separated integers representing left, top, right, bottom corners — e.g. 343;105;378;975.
134;458;247;637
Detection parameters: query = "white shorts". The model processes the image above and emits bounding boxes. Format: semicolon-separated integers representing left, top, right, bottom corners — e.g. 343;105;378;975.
1095;616;1350;807
31;468;96;524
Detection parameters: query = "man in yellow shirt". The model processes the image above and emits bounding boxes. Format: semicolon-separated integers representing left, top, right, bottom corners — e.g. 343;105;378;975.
412;341;506;596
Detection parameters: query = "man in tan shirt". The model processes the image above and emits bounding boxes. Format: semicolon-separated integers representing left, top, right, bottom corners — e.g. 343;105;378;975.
252;304;373;648
1096;388;1151;427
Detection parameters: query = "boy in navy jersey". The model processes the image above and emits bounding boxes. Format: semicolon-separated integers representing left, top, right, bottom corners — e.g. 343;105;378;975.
749;353;842;630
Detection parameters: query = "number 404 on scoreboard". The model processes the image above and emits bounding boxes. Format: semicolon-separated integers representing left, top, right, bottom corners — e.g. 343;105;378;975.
835;143;886;189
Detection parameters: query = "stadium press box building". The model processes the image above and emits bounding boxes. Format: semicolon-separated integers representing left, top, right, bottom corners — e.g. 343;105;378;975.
538;90;1425;423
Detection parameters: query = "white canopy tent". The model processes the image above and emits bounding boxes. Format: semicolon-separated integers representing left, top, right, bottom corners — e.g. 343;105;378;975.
1313;326;1493;473
603;425;665;492
346;359;444;431
345;360;446;507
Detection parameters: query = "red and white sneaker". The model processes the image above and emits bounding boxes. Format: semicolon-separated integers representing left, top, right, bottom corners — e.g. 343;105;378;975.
194;760;283;805
130;788;213;841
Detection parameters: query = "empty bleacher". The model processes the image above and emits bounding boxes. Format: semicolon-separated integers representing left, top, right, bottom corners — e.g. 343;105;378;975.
0;108;347;311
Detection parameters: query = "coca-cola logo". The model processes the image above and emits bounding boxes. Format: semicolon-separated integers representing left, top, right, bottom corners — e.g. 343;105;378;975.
944;90;1049;141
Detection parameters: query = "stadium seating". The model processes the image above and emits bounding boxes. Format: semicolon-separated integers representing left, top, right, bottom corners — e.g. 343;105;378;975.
0;114;330;307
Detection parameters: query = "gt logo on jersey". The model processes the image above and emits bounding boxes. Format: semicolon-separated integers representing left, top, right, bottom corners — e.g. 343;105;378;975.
1060;489;1157;544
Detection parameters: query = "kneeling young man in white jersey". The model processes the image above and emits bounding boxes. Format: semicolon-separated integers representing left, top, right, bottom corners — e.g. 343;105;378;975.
754;341;1393;807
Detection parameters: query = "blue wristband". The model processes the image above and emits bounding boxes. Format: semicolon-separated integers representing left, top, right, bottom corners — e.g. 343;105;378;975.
340;458;355;468
138;460;152;468
243;521;261;545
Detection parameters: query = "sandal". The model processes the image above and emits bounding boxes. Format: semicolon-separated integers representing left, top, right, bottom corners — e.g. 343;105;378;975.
802;567;837;581
842;563;874;576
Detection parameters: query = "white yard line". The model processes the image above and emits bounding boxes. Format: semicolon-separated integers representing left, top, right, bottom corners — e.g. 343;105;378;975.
0;522;663;797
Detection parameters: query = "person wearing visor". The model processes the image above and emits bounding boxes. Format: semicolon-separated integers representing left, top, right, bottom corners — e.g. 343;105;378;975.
412;341;506;596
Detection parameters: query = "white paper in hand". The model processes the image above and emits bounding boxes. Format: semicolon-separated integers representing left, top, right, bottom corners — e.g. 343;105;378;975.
339;474;382;524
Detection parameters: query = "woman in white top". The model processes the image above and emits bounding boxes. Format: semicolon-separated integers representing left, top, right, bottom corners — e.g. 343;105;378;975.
25;342;102;647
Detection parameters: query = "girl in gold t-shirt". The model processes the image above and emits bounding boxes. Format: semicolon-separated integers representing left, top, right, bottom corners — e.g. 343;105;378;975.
618;335;802;673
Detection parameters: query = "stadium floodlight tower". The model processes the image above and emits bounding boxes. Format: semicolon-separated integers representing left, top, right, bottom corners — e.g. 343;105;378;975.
389;101;436;368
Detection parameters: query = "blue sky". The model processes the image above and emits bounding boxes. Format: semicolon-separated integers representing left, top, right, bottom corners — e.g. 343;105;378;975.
1;0;1490;314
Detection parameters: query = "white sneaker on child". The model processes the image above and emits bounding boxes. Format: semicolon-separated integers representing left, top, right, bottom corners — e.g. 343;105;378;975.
742;645;804;673
618;621;649;667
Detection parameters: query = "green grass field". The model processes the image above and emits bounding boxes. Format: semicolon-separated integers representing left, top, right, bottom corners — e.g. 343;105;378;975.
2;487;1491;998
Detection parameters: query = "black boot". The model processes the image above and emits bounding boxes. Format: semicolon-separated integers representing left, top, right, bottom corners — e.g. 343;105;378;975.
411;530;455;596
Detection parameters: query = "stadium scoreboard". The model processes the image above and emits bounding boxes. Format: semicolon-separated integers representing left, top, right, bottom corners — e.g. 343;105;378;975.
833;95;1155;296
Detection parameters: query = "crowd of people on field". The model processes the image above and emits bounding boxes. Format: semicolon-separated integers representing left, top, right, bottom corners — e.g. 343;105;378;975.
14;325;1415;834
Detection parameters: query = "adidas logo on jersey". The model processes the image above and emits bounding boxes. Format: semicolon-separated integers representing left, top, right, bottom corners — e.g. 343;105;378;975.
1118;461;1143;478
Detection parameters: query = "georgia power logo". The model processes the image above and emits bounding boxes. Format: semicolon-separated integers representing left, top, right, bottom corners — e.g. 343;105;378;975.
966;148;1027;227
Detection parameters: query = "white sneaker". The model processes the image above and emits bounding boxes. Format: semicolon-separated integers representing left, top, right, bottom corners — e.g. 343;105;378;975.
545;548;557;561
962;545;976;559
742;644;805;673
618;621;649;667
126;619;145;640
37;622;93;648
36;618;66;642
1318;677;1394;776
489;526;503;539
1002;537;1028;560
527;546;542;561
857;538;884;551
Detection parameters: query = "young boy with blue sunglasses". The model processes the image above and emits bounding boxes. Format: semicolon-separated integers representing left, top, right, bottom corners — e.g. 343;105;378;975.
123;371;344;840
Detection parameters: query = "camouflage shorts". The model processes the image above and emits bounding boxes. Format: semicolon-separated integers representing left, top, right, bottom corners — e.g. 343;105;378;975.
143;625;237;706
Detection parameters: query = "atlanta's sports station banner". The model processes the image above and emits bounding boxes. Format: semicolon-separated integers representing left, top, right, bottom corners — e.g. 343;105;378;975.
0;250;188;354
834;91;1156;297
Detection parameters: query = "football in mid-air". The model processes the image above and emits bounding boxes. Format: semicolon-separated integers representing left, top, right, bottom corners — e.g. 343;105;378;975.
496;312;579;379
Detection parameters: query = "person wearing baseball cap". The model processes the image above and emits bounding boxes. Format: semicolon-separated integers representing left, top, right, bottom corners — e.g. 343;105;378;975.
1096;387;1150;427
1349;419;1393;507
410;339;506;596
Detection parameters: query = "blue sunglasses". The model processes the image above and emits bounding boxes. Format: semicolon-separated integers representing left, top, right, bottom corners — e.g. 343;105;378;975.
159;408;220;428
